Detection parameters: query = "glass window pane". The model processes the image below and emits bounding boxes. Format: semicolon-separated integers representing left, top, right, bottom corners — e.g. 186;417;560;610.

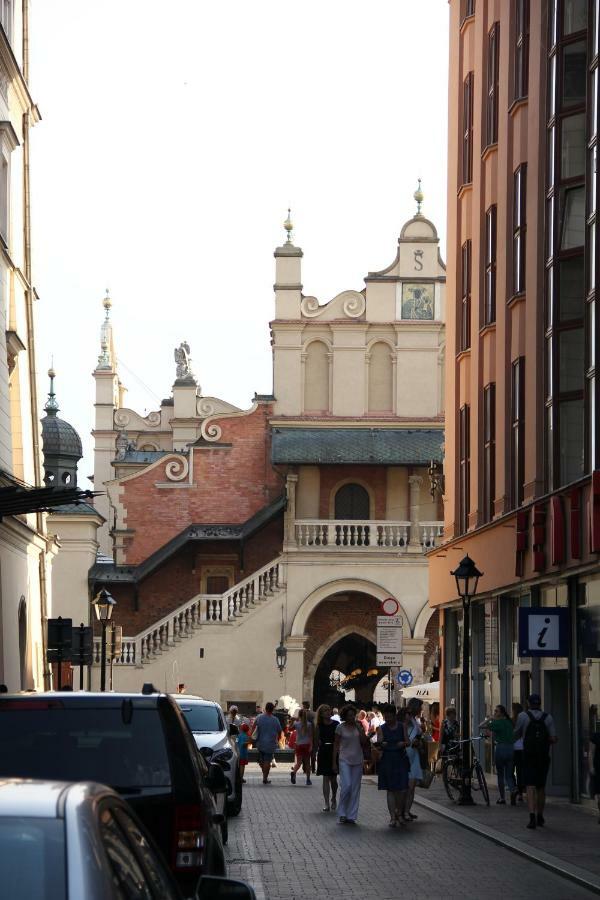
559;327;585;391
561;113;586;178
559;256;585;319
563;0;587;34
561;186;585;248
562;41;587;107
559;398;585;484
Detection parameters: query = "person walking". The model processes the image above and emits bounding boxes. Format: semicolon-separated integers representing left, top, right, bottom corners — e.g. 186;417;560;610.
403;700;424;821
237;723;250;783
513;693;558;828
332;705;370;825
291;708;314;786
252;701;282;785
314;704;338;811
512;702;525;803
480;705;516;804
375;704;410;827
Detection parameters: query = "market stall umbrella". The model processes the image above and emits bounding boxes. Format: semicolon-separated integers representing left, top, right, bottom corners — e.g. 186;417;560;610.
400;681;440;702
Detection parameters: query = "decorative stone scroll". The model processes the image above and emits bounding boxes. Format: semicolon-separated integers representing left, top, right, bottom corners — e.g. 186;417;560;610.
300;289;366;319
199;401;259;443
164;452;194;484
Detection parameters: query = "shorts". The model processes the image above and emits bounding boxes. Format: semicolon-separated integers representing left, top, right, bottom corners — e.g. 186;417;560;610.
295;744;311;760
523;754;551;789
258;750;275;764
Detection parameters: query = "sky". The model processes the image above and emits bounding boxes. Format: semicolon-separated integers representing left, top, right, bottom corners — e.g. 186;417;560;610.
29;0;449;484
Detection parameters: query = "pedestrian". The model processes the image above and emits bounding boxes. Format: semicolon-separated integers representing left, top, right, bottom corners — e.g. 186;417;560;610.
237;723;250;783
302;699;315;723
512;702;525;803
375;703;410;827
513;693;558;829
314;703;338;811
176;683;186;694
480;705;516;805
357;709;369;735
331;707;341;723
403;699;424;821
430;702;441;742
227;705;242;728
252;701;282;785
332;705;370;825
439;706;460;756
291;707;314;786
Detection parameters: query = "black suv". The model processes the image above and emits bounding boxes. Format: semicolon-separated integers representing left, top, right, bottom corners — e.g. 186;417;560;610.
0;692;226;896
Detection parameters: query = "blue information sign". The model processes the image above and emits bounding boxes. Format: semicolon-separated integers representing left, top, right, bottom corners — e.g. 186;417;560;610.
518;607;569;658
397;669;413;686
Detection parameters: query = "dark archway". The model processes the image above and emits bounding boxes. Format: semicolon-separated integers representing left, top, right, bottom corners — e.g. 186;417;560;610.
313;632;381;709
334;483;370;519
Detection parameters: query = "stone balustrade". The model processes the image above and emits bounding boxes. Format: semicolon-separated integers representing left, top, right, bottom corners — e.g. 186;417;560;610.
293;520;443;552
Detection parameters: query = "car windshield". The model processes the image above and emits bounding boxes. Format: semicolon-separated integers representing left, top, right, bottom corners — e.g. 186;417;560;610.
0;817;66;900
0;706;172;788
177;704;222;732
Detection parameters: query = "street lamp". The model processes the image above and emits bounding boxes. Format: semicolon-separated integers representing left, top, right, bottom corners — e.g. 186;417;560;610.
451;555;483;805
275;606;287;676
92;588;116;692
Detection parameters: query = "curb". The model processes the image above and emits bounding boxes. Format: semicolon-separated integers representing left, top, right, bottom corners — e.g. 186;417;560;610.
414;794;600;895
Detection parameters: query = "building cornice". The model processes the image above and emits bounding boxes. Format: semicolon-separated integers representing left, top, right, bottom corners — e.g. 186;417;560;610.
0;28;38;118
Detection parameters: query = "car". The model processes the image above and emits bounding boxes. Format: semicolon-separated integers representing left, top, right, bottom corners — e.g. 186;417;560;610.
0;779;256;900
174;696;243;817
0;692;227;897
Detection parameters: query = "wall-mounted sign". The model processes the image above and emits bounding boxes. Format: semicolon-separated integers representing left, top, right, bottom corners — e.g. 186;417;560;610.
376;615;403;666
518;607;569;658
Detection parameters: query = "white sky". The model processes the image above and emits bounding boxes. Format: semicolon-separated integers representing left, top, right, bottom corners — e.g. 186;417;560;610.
29;0;449;483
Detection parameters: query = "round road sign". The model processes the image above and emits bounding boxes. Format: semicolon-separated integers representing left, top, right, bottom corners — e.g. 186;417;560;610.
397;669;413;686
381;597;400;617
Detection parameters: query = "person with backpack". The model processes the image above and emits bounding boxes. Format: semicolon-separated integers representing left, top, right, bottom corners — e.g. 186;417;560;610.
513;693;558;829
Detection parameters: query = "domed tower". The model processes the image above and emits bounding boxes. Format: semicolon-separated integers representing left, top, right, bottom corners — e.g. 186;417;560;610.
41;367;83;488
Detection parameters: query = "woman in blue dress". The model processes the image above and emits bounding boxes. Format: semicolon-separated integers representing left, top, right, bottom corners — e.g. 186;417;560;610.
375;704;410;827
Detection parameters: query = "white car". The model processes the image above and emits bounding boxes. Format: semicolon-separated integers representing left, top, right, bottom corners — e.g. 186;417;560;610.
174;697;243;817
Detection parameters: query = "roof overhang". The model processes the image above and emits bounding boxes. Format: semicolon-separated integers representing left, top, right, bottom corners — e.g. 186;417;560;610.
271;428;444;466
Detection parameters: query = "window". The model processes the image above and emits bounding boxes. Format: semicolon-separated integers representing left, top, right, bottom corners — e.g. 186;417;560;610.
461;0;475;21
510;358;525;508
484;205;497;324
514;0;530;100
0;1;12;42
513;164;527;295
460;240;472;351
458;404;470;534
113;807;179;899
0;817;66;900
486;24;500;146
483;383;496;523
99;808;153;900
334;483;370;520
462;72;474;185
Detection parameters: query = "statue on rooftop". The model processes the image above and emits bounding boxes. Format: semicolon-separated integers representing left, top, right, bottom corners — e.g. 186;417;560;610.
174;342;194;381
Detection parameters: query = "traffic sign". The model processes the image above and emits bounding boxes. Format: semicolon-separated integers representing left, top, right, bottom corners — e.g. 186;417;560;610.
376;615;403;666
381;597;400;617
397;669;413;686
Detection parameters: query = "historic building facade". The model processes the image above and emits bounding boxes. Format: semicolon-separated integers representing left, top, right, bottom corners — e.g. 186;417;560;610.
90;202;446;709
429;0;600;803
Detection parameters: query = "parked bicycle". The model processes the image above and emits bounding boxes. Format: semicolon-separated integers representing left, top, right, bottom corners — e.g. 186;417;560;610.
440;736;490;805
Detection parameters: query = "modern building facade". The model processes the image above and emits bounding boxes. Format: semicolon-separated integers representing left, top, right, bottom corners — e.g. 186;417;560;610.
429;0;600;803
89;204;446;710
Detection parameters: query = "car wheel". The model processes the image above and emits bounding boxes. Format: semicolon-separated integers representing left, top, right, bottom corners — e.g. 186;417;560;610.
226;767;243;817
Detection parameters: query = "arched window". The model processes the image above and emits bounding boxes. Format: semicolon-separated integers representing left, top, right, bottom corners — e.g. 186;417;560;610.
304;341;329;413
334;483;370;519
368;342;393;412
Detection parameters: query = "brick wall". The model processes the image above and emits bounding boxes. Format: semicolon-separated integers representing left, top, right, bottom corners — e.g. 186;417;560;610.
303;592;380;676
119;403;283;564
318;466;387;519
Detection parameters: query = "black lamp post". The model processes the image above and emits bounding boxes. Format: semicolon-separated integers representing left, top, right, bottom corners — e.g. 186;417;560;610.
275;607;287;676
92;588;116;692
451;555;482;805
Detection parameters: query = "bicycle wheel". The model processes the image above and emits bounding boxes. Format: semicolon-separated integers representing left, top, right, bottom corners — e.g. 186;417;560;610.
442;759;462;803
474;761;490;805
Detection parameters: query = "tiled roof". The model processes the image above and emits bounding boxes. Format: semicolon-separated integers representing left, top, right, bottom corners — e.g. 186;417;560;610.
271;428;444;465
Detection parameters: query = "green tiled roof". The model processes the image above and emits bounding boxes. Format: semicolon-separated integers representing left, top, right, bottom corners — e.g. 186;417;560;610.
271;428;444;465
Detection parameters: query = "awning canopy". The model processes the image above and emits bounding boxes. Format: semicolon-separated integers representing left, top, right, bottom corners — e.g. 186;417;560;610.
0;470;97;520
400;681;440;702
271;428;444;466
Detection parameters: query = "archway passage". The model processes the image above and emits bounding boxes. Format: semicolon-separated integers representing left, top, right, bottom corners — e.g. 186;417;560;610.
313;631;382;708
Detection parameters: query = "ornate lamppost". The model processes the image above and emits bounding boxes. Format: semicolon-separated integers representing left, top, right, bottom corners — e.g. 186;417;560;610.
92;588;116;692
275;606;287;676
450;555;482;805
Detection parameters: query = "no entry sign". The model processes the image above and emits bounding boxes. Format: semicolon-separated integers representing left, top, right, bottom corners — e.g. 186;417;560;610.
381;597;400;617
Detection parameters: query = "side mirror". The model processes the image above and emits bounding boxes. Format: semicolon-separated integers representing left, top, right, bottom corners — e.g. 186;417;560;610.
196;876;257;900
207;761;227;793
228;723;239;736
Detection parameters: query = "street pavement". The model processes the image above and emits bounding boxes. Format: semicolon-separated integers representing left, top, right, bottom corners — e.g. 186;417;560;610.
226;764;597;900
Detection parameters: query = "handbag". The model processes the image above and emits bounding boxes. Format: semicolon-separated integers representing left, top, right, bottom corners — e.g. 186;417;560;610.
419;767;435;789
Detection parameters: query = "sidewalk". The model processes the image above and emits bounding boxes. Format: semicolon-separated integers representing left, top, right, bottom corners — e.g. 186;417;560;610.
412;777;600;892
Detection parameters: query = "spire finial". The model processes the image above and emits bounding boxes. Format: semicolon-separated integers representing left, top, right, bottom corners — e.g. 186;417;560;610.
283;208;293;244
103;288;112;318
97;290;112;368
414;178;424;215
44;362;59;415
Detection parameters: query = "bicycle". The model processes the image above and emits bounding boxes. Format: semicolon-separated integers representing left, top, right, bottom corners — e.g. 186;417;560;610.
440;736;490;805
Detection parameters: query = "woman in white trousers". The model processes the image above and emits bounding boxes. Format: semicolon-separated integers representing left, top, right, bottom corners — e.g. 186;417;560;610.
332;705;370;825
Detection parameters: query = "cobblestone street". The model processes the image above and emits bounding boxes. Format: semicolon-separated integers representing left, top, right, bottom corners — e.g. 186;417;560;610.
226;766;597;900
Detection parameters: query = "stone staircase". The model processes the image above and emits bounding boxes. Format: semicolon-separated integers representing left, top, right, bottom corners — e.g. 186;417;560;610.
93;557;286;669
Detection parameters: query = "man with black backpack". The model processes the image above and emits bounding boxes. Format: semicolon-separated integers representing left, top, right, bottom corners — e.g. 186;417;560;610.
513;693;558;829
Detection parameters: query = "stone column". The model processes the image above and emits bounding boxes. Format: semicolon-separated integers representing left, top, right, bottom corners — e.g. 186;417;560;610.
284;473;298;548
400;637;427;687
408;474;423;548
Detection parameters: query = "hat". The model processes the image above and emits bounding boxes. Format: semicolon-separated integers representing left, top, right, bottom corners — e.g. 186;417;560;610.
528;693;541;707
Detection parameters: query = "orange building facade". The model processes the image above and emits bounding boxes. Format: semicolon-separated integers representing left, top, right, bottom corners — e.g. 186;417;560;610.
429;0;600;802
